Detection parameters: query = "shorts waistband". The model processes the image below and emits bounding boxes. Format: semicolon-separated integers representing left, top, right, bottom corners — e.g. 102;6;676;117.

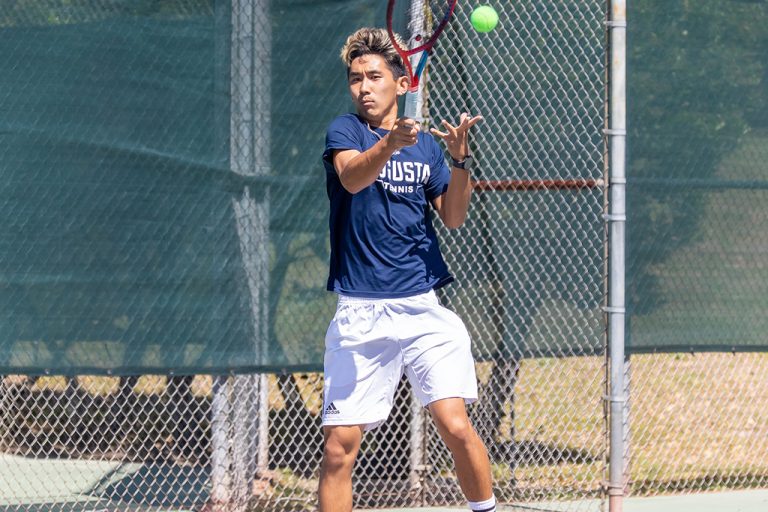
337;289;437;306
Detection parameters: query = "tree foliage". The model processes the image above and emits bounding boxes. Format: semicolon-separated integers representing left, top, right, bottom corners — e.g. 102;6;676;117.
627;0;768;315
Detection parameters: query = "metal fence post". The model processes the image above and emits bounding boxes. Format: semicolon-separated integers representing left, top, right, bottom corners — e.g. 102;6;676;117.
409;392;426;503
213;0;272;509
211;376;232;507
607;0;628;511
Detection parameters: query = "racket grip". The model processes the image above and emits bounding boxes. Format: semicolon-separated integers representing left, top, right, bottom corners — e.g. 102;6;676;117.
403;91;421;121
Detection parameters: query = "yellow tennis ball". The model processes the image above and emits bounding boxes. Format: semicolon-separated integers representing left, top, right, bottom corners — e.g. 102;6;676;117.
470;5;499;33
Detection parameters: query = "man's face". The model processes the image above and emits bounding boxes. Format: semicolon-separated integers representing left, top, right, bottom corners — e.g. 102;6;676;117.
348;54;408;122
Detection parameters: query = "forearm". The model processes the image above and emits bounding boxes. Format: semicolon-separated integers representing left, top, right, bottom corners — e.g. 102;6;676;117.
429;113;483;228
338;137;395;194
440;167;472;229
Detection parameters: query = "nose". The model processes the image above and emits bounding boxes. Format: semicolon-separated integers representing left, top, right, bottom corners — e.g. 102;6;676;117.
359;77;371;94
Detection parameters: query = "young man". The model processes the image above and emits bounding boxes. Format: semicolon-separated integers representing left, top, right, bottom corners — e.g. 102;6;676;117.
319;28;496;512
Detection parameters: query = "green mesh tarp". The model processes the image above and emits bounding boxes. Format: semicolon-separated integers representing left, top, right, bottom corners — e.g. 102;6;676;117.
4;0;762;375
0;0;385;374
431;0;606;360
626;0;768;352
0;0;609;374
0;3;246;374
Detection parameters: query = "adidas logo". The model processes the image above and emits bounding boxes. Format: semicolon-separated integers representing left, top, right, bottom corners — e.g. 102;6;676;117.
325;402;340;415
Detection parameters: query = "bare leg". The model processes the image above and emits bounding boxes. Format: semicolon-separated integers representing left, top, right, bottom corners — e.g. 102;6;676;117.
318;424;365;512
429;397;493;501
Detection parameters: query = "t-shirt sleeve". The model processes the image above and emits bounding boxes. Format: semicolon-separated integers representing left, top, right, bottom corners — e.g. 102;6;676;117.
424;136;451;201
323;115;364;167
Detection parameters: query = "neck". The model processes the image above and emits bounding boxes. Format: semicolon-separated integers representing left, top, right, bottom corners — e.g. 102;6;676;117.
360;107;398;131
378;112;398;130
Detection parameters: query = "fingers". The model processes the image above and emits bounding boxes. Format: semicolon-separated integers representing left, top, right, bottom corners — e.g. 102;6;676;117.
399;118;420;132
424;113;485;143
430;127;449;138
388;117;419;148
464;115;484;129
400;119;419;141
457;113;483;131
429;113;484;158
438;119;457;138
435;114;484;135
466;116;483;130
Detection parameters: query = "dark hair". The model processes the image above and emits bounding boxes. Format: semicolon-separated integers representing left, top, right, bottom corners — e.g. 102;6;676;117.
340;27;407;79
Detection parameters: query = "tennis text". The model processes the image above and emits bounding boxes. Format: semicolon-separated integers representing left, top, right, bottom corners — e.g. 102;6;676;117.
377;160;431;194
379;160;431;183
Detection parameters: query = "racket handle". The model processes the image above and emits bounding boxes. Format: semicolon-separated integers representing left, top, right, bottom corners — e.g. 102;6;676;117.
403;91;421;121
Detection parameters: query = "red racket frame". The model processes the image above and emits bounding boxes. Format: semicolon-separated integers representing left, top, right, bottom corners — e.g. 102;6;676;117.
386;0;458;92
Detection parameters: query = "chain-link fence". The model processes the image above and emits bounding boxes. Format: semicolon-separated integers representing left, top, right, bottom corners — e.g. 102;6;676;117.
626;353;768;496
424;0;607;508
4;353;768;510
2;0;768;511
1;0;609;509
622;0;768;498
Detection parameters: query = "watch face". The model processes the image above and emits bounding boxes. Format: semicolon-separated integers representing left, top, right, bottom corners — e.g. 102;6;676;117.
452;156;472;169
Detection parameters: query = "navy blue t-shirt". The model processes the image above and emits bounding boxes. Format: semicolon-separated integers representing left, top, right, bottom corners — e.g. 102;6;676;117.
322;113;454;298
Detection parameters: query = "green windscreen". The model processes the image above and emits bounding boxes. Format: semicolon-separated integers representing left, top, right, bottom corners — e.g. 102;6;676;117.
2;0;764;375
0;3;243;373
626;0;768;353
0;1;385;374
0;0;608;374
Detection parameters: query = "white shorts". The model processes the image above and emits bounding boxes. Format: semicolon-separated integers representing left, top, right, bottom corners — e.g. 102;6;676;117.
322;290;478;431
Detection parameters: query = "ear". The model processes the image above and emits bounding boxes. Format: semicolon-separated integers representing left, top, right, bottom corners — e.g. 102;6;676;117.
396;75;410;96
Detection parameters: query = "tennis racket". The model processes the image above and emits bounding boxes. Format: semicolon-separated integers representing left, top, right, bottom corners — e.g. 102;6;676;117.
386;0;459;121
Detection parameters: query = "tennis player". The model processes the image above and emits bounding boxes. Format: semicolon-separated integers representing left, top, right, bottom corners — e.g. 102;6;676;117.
319;28;496;512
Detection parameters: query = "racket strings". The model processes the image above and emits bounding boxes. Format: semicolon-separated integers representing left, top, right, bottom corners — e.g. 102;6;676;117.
407;0;445;83
391;0;453;54
387;0;456;88
409;1;445;44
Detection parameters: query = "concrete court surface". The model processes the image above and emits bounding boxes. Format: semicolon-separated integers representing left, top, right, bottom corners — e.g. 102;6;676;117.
2;454;767;511
372;489;768;512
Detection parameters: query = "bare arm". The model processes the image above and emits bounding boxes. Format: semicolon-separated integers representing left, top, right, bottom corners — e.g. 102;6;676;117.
333;119;420;194
432;163;472;229
430;113;484;229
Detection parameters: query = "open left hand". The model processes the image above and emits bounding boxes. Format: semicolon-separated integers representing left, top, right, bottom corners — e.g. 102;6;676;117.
429;113;484;161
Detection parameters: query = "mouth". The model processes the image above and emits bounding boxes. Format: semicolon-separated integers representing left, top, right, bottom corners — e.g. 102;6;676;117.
360;98;375;107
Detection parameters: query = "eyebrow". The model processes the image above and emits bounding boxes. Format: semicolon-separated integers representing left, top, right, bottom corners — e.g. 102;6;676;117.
349;69;383;76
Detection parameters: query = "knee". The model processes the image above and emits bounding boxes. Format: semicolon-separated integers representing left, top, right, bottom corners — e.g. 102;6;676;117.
438;417;478;449
322;431;360;473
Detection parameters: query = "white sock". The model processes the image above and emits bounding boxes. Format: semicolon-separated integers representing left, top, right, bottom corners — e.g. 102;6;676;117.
468;495;497;512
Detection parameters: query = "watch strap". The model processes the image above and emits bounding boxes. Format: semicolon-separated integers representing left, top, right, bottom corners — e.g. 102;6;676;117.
450;155;472;170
